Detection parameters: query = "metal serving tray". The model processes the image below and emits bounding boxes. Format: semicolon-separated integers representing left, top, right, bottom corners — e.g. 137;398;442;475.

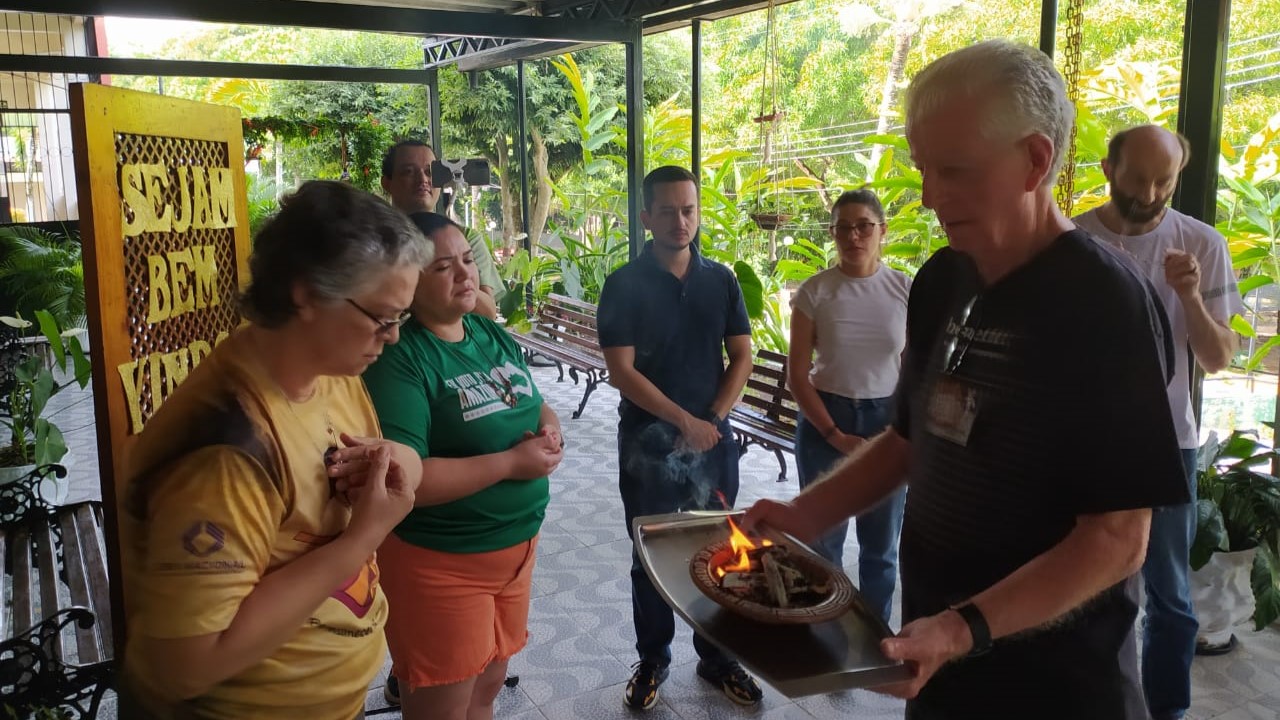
633;511;913;698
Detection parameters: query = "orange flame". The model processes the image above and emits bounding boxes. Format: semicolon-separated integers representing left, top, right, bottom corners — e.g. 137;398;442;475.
714;516;773;579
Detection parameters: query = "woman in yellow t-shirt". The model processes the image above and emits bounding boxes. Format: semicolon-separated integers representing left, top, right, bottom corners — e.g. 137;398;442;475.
118;181;429;720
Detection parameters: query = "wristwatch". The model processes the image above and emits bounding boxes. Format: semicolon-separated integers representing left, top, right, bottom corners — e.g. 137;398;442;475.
950;602;992;657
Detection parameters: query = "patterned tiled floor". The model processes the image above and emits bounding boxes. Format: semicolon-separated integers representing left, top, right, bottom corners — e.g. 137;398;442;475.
45;363;1280;719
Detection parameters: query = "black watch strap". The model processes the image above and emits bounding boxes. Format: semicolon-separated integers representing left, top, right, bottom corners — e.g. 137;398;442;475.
951;602;992;657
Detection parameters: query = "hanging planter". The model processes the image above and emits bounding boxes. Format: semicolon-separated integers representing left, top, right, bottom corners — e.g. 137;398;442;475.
749;212;791;231
749;0;791;243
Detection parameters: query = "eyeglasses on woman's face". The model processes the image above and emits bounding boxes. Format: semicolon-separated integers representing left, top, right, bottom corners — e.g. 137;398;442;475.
345;298;412;336
829;221;884;237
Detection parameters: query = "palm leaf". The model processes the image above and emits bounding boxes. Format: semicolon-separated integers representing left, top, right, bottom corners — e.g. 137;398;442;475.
0;226;85;329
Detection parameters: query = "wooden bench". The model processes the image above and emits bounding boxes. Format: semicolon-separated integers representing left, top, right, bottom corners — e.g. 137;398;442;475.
511;293;609;420
729;350;798;482
1;464;114;720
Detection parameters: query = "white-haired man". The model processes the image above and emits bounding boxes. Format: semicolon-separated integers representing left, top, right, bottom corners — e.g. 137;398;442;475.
745;40;1188;718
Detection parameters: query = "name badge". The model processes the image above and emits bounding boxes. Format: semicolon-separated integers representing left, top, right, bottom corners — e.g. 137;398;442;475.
926;376;978;446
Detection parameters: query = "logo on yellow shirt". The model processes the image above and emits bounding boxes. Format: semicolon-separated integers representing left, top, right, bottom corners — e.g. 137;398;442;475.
332;555;380;619
182;520;226;557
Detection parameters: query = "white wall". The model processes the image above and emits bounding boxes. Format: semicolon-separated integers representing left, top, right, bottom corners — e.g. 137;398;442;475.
0;12;87;222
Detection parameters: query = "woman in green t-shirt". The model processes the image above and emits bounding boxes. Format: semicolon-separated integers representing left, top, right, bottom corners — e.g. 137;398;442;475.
361;212;564;720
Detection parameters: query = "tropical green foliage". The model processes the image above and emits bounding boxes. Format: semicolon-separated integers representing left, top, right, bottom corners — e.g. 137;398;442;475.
499;47;1275;357
497;249;559;332
1217;111;1280;370
1218;110;1280;361
440;38;689;251
104;2;1280;367
245;173;283;238
116;27;429;194
0;311;92;468
0;226;85;330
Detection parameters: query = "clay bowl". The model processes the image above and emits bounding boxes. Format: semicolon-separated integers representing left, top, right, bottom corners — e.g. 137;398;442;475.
689;540;855;625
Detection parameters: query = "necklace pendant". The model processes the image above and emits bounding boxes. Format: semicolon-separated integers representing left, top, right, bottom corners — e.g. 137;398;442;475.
504;391;518;408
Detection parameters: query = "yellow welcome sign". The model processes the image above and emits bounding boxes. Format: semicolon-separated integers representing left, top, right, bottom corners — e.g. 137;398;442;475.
70;84;250;508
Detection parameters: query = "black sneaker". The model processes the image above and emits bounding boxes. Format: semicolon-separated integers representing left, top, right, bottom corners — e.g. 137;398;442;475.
624;660;669;711
383;674;400;706
696;660;762;706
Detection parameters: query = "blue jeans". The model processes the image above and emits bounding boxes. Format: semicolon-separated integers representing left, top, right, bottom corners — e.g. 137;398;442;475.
619;418;740;669
1142;447;1199;720
795;393;905;624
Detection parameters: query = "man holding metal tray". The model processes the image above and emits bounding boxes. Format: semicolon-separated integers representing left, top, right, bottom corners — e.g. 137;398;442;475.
746;41;1188;720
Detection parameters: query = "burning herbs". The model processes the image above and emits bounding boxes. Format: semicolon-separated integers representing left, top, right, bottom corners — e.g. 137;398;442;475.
712;517;830;609
714;515;773;577
687;514;856;624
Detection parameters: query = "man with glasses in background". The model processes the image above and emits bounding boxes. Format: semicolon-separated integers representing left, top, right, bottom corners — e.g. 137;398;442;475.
746;41;1188;719
1075;124;1241;720
381;139;506;320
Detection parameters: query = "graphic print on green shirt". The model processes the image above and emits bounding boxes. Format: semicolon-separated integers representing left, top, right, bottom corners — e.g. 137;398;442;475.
448;361;525;419
362;314;549;553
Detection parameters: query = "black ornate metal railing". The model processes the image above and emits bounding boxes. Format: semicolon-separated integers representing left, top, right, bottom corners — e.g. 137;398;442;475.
0;608;114;720
0;463;65;529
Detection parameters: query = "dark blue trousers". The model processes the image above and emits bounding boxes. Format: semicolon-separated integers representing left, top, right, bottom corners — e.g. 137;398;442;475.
619;418;739;669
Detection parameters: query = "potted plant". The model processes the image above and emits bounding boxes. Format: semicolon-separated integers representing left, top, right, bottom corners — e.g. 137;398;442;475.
0;310;91;501
1189;429;1280;653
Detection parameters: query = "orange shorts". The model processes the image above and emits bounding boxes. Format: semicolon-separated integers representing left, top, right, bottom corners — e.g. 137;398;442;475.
377;533;538;690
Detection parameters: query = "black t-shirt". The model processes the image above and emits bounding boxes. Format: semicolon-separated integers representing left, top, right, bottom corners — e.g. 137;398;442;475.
892;231;1188;719
598;240;751;429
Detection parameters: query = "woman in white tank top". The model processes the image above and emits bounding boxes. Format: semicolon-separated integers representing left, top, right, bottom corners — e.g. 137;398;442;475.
787;188;910;625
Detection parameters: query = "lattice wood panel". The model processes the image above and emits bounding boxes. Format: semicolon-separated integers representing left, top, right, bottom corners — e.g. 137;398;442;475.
70;83;251;655
114;132;241;425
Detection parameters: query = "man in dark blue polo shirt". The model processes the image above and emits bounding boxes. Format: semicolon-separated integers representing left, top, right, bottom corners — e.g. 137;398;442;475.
598;165;760;711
